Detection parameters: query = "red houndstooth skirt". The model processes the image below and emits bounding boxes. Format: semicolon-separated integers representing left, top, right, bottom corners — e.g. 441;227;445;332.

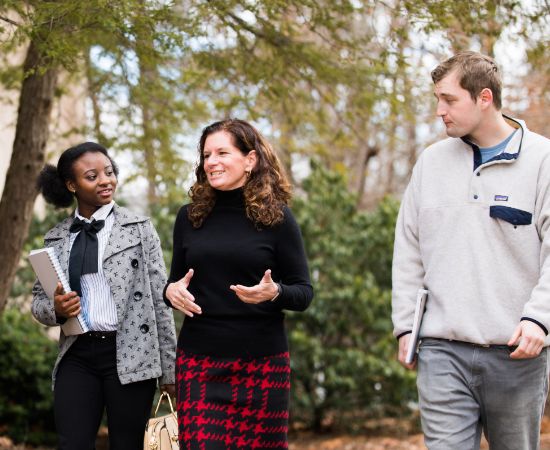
176;349;290;449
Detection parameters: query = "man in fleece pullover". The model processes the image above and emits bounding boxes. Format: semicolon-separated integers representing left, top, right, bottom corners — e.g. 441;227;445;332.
392;51;550;450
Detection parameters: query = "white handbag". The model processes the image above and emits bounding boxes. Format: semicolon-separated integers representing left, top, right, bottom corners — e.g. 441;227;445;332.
144;392;179;450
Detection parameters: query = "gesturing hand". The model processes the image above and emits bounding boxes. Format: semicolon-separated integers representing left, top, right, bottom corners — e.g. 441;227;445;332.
166;269;202;317
53;282;81;318
230;269;279;304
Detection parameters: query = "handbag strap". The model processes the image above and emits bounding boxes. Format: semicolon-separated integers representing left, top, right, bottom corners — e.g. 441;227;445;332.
153;391;176;417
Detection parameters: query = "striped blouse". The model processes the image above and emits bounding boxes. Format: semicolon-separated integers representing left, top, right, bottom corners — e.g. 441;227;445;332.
70;201;117;331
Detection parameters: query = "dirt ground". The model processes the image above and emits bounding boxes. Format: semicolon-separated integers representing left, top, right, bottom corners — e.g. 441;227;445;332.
3;434;550;450
3;418;550;449
288;434;550;450
287;432;550;450
288;416;550;450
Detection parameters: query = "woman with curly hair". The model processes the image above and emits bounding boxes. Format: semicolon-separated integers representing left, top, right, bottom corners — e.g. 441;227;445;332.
164;118;313;449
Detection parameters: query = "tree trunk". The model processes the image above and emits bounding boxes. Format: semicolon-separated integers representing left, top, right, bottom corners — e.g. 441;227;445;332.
85;50;106;144
134;32;159;209
406;117;418;176
271;108;295;183
0;40;58;313
140;99;158;208
384;117;398;196
355;143;379;209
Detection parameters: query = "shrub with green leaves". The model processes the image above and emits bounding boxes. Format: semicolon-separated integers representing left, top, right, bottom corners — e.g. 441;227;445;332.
10;206;69;303
288;161;416;431
0;309;57;445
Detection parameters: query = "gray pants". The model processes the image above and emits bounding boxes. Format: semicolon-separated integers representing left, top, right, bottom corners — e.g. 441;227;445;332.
417;338;549;450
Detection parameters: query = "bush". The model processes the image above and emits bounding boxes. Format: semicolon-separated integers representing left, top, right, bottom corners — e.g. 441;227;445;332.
288;161;417;431
0;309;57;446
10;206;69;303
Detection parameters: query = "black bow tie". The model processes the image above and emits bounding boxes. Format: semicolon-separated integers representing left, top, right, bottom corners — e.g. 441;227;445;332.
68;218;105;296
69;217;105;235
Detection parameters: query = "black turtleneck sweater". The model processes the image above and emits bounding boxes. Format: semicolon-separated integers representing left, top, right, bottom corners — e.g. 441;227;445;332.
164;188;313;358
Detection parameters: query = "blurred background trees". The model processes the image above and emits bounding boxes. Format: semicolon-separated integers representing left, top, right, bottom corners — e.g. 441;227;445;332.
289;162;408;431
0;309;57;446
1;0;549;445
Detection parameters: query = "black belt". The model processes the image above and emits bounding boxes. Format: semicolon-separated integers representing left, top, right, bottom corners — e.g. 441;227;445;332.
424;338;516;350
83;330;117;339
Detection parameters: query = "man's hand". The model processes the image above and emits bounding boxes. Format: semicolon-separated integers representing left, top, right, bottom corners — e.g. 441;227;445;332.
230;269;279;304
508;320;546;359
398;333;417;370
53;282;81;318
166;269;202;317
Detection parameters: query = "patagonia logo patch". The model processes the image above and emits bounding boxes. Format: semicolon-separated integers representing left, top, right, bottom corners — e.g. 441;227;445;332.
494;195;509;201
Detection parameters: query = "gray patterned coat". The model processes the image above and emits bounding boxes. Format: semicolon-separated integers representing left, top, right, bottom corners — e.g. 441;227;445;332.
31;204;176;389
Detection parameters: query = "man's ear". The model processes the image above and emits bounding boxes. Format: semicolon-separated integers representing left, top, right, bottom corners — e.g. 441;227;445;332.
478;88;494;110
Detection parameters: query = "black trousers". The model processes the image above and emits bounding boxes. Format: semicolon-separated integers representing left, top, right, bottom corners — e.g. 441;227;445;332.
54;332;156;450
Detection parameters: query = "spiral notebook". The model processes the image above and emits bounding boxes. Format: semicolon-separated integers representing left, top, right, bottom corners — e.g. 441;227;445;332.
29;247;88;336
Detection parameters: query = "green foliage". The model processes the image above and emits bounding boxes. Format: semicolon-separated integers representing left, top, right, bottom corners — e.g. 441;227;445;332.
149;199;189;332
6;0;548;216
403;0;522;34
9;206;69;304
352;196;400;290
0;308;57;445
288;161;416;430
150;201;184;271
0;1;180;72
3;0;550;437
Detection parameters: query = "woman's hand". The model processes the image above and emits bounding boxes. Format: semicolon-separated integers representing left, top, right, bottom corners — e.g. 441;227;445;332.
166;269;202;317
230;269;279;304
53;282;81;318
160;383;176;397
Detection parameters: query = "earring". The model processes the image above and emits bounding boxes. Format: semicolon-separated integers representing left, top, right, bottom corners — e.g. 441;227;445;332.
245;170;251;178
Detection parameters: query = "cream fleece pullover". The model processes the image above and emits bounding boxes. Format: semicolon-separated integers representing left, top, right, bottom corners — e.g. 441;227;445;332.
392;117;550;345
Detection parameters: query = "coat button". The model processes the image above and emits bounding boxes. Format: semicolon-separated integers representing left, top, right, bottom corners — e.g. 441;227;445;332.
133;291;143;301
140;324;149;334
131;259;139;268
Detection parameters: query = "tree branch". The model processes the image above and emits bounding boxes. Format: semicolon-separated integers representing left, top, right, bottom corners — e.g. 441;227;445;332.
0;15;22;27
212;4;292;48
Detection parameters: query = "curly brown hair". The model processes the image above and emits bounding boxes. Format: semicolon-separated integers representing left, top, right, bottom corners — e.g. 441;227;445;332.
188;119;292;228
